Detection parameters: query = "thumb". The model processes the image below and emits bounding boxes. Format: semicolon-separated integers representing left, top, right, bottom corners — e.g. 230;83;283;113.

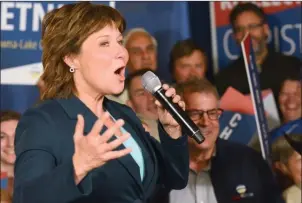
74;114;84;142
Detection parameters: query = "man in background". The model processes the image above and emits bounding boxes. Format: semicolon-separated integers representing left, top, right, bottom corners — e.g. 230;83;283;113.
169;39;208;84
124;28;158;74
169;79;284;203
215;3;300;107
125;69;159;141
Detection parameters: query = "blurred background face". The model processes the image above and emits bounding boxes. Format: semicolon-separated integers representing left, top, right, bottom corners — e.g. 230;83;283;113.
70;25;129;96
1;120;18;165
126;32;157;73
173;50;207;84
233;11;269;55
127;75;158;119
279;80;301;122
184;92;221;151
286;151;301;186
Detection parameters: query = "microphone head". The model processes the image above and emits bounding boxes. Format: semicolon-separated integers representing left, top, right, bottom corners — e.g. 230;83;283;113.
142;71;162;94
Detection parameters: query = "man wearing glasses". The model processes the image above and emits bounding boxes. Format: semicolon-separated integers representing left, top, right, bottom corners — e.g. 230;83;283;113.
215;3;300;110
169;79;284;203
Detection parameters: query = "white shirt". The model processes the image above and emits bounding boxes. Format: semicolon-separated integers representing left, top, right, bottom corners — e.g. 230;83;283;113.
283;185;301;203
169;169;218;203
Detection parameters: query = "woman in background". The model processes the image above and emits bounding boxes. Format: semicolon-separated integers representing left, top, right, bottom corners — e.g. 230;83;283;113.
1;110;21;203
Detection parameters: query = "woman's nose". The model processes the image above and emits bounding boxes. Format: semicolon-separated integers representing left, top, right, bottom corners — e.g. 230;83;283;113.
116;44;128;61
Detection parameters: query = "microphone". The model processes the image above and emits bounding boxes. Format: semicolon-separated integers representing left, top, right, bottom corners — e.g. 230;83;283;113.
142;71;205;144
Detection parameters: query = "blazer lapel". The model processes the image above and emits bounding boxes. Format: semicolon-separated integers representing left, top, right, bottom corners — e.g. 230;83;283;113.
121;112;157;191
103;99;146;183
84;111;144;194
111;110;153;188
210;140;230;203
104;98;157;191
105;98;156;160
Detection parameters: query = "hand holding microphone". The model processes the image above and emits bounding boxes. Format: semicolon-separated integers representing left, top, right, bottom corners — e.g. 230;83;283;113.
142;71;205;144
154;83;185;140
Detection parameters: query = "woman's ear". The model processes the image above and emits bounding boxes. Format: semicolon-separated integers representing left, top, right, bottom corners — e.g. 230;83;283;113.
63;54;79;69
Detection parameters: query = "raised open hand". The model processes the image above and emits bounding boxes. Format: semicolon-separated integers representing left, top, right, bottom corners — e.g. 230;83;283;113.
72;112;132;184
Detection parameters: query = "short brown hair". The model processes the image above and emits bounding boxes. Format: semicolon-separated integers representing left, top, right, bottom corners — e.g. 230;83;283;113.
40;2;126;100
1;110;21;123
175;78;219;100
230;3;266;29
125;68;154;99
169;39;207;75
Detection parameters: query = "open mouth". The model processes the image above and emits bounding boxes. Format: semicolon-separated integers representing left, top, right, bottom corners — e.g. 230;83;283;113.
114;66;125;75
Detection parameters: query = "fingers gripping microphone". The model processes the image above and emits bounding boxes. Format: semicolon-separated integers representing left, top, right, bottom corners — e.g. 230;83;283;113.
142;71;205;144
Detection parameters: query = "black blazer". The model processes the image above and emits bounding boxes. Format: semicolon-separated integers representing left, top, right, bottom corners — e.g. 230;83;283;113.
13;96;189;203
209;139;285;203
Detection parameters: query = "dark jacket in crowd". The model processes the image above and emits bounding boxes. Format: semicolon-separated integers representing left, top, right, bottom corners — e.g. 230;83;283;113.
215;50;301;106
151;139;285;203
209;139;284;203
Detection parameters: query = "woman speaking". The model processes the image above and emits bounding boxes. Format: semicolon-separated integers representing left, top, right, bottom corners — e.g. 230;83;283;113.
13;2;189;203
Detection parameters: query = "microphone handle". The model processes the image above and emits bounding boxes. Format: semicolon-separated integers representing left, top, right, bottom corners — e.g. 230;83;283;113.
154;88;205;144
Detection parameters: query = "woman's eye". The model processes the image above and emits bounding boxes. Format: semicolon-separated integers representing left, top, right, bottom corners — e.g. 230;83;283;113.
118;40;123;45
100;41;109;47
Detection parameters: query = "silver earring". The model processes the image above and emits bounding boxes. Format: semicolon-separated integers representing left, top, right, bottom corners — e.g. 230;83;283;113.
69;67;75;73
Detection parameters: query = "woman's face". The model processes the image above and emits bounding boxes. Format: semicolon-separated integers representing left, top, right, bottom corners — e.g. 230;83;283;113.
70;24;129;97
278;80;301;122
1;120;18;165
